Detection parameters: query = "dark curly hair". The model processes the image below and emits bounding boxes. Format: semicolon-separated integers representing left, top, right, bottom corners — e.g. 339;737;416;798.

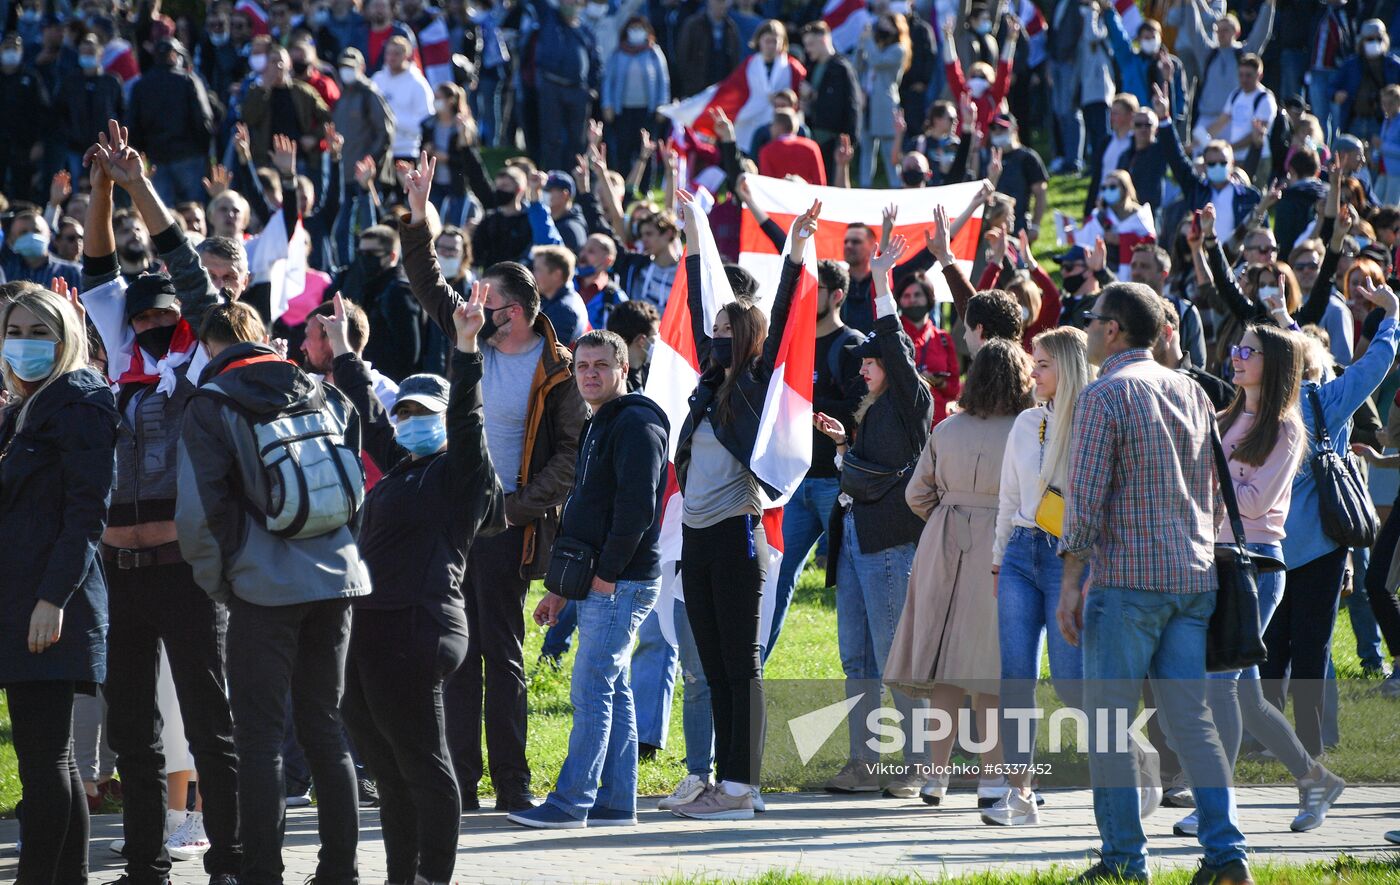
958;338;1034;418
965;289;1023;344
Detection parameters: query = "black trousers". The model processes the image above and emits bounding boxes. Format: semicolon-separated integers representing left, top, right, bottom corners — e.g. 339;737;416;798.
1363;499;1400;657
342;607;468;885
226;596;358;885
105;560;240;882
8;681;86;885
682;514;769;786
444;524;530;800
1261;547;1348;757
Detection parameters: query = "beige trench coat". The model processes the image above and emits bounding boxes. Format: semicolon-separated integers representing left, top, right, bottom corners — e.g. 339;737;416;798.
884;411;1016;698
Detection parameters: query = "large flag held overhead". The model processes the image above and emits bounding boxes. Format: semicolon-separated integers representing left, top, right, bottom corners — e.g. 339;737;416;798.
658;54;807;151
417;17;455;86
246;212;309;324
736;175;986;305
1074;203;1157;280
822;0;872;54
645;198;818;647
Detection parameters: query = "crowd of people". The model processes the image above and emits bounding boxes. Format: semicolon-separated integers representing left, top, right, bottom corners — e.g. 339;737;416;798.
2;0;1400;883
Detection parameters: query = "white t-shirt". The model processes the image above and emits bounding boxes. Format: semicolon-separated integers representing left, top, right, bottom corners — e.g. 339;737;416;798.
1210;184;1238;241
1225;87;1277;145
371;66;435;158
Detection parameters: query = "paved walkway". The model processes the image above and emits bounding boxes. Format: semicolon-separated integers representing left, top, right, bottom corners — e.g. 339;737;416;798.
3;786;1397;883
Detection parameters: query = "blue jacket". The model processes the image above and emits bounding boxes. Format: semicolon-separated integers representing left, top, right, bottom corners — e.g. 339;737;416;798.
534;5;602;93
0;368;117;686
601;45;670;114
1334;52;1400;132
1381;114;1400;177
1284;316;1400;569
1161;117;1261;225
1104;8;1187;113
0;249;81;290
540;285;591;345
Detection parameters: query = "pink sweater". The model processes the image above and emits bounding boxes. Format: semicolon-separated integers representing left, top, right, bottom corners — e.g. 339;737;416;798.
1218;412;1305;545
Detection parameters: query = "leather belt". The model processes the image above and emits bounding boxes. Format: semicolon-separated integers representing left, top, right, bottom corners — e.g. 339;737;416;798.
101;542;185;570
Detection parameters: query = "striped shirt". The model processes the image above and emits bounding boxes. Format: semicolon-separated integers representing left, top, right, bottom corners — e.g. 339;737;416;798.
1059;349;1224;594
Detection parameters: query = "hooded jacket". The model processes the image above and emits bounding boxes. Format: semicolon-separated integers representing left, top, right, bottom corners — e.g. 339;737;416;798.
399;216;588;579
175;342;372;606
335;349;505;632
0;368;118;686
559;392;670;583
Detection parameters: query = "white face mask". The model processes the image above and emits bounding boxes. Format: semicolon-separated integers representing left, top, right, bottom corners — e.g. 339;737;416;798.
990;132;1012;148
439;256;463;279
968;77;990;98
627;27;647;45
1020;304;1032;323
541;190;559;210
0;50;22;67
1364;40;1385;58
249;53;267;72
1139;37;1160;54
435;98;450;113
339;65;358;82
1257;284;1281;301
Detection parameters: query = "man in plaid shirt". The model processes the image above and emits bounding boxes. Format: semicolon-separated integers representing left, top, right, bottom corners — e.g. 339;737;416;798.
1055;283;1252;885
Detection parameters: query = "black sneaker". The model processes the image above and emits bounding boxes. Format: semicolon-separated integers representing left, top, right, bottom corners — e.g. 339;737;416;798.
357;778;379;808
461;790;481;812
1071;863;1147;883
1190;859;1255;885
209;875;240;885
495;787;538;812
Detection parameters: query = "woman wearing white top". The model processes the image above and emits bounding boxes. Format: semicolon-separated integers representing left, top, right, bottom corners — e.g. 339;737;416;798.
983;326;1093;826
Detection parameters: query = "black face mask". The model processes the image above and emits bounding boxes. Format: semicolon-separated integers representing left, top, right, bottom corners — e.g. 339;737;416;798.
479;305;505;343
902;304;930;324
494;188;518;205
292;59;310;74
135;323;177;359
901;168;927;187
710;336;734;368
1061;271;1089;294
356;250;390;276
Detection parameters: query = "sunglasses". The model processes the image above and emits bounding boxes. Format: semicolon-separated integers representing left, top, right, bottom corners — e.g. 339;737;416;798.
1230;344;1259;361
1247;243;1277;253
1083;311;1116;324
1133;121;1154;129
1206;160;1229;169
1293;261;1320;272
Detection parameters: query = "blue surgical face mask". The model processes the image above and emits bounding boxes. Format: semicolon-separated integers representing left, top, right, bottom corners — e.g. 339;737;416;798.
2;337;57;382
11;231;49;259
395;413;447;456
1354;236;1372;250
1206;163;1230;184
1100;186;1122;205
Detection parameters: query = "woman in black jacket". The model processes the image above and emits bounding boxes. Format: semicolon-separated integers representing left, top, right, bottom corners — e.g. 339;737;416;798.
0;282;119;884
324;287;504;885
667;190;816;822
419;81;481;228
811;235;933;799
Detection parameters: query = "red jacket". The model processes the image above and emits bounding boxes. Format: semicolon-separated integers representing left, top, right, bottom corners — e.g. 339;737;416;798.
758;134;827;185
944;55;1013;138
901;316;961;425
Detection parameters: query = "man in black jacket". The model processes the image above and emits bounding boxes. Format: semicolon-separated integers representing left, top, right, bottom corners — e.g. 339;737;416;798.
327;224;424;382
127;38;215;205
55;36;122;180
800;22;861;182
514;329;670;829
0;32;49;201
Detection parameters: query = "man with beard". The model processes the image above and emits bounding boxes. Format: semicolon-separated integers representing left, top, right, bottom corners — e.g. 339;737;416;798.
113;208;159;280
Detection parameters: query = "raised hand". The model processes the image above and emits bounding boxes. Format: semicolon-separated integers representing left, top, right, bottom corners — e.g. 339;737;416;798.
50;276;84;327
639;129;656;160
978;178;996;205
813;412;849;446
1354;276;1399;317
835;133;855;167
1017;228;1036;269
985;225;1008;266
675;187;700;248
405;150;436;223
959;91;976;134
881;204;898;252
270;337;290;360
925;204;953;264
1152;83;1170;121
1336;202;1355;237
587;118;604;148
988;146;1004;183
734;173;753;206
711;107;736;144
1262;178;1284;210
272;133;298;175
203;163;232;197
1198;202;1217;238
354;155;378;190
49;170;71;207
1087;235;1107;272
573;153;591;193
454;279;490;351
394;159;413;192
893;107;907;139
790;198;822;260
326;122;344;160
104;146;146;190
871;233;908;275
319;293;355;357
233;122;251;162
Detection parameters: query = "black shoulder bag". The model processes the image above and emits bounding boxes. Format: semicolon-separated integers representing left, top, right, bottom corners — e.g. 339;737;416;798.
1206;424;1269;673
1305;387;1379;549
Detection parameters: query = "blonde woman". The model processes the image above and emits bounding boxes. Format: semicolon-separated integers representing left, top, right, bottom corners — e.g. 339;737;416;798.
983;327;1094;826
858;13;912;188
885;338;1034;808
0;281;119;883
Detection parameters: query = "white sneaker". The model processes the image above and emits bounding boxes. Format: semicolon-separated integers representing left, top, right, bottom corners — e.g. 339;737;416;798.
112;809;185;858
657;774;710;810
749;786;766;813
977;775;1010;809
166;810;211;861
109;838;125;857
981;789;1040;826
1173;810;1199;836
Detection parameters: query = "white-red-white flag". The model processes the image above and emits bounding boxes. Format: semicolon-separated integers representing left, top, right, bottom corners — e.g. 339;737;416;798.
1115;0;1144;38
823;0;872;54
1075;203;1156;279
234;0;270;35
659;53;806;151
417;16;455;86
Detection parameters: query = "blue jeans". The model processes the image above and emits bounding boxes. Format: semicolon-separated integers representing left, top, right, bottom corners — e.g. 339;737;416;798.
674;597;715;777
1278;49;1307;105
546;579;659;819
835;509;922;764
1347;547;1384;670
631;606;678;748
473;66;504;147
1083;586;1247;877
541;600;577;660
1308;68;1338;140
997;526;1083;767
1050;59;1085;169
765;476;840;658
150;155;208;206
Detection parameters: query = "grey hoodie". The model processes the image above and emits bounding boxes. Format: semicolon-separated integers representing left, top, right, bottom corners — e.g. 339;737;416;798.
176;341;372;606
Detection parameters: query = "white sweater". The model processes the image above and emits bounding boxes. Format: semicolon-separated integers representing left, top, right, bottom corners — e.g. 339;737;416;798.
993;404;1053;566
372;66;434;158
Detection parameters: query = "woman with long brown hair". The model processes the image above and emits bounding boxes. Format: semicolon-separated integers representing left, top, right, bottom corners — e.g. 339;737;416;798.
1169;322;1347;837
667;190;817;821
885;338;1034;808
858;12;912;188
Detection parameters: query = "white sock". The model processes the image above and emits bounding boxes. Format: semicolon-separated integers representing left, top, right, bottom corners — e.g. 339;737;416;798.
720;780;751;797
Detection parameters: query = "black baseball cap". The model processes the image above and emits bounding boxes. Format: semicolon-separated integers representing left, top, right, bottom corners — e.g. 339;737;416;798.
124;273;178;320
